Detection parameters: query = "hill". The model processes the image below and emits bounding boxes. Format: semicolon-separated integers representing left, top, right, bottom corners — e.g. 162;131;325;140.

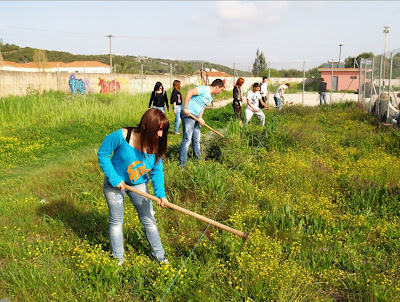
0;43;252;76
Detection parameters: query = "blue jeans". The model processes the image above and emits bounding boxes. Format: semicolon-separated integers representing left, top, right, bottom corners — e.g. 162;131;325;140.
174;105;182;133
274;96;282;110
319;92;327;105
178;112;201;167
103;178;165;262
153;106;165;113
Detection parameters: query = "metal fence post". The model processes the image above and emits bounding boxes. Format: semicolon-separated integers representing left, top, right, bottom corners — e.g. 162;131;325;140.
170;64;172;94
302;60;305;106
330;61;333;104
141;64;144;104
358;59;363;103
377;56;383;116
369;57;374;113
363;59;367;107
267;61;270;105
386;52;394;121
84;61;86;94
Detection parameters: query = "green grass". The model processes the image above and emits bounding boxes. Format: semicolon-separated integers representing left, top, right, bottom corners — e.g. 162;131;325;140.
1;90;400;301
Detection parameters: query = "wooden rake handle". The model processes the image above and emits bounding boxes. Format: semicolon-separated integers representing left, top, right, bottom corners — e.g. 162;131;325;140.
188;113;224;138
261;101;294;111
123;184;248;240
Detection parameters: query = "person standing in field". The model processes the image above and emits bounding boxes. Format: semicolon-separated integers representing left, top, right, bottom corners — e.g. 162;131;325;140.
318;78;327;105
170;80;183;135
97;108;170;266
260;76;269;109
274;83;290;110
149;82;169;113
245;82;270;126
178;79;225;167
233;77;245;120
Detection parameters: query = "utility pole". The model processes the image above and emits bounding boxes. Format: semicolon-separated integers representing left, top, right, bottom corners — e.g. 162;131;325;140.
106;34;115;73
338;44;343;63
383;26;389;82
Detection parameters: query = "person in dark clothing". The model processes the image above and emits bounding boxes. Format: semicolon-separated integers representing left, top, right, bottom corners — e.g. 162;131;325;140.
233;77;245;120
149;82;169;113
170;80;183;135
318;78;327;105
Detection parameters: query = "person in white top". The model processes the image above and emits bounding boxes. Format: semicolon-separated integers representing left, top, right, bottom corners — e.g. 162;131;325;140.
274;83;290;110
260;77;269;109
245;82;270;126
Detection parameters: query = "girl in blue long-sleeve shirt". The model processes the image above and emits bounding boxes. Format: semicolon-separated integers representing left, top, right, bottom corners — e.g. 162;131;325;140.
98;108;170;265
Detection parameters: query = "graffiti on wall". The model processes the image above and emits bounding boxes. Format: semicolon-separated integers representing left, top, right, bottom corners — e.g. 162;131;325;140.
99;78;120;94
69;74;87;94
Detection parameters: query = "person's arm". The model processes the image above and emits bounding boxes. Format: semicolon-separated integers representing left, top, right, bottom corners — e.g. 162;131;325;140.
389;102;399;113
148;159;167;207
280;87;285;102
164;92;169;111
149;92;154;109
170;90;177;112
183;88;199;116
259;96;270;109
97;130;125;189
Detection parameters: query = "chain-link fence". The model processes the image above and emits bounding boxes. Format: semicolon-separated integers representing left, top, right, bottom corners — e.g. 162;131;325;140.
357;48;400;125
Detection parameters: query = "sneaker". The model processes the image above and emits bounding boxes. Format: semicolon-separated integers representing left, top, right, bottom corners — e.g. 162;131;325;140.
160;258;169;265
117;260;124;266
174;132;180;135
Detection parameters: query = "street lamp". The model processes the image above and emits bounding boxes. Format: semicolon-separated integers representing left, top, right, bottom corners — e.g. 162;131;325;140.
383;26;389;81
338;44;343;64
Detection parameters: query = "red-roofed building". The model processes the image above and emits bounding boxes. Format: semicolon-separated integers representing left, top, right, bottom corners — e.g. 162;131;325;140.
0;61;110;73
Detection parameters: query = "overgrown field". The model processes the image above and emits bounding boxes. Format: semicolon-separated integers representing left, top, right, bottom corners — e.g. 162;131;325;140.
1;91;400;301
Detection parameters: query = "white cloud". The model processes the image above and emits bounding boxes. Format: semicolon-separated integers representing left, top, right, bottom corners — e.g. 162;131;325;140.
214;1;288;34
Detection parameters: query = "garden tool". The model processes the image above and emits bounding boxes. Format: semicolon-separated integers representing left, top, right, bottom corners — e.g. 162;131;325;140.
123;184;249;242
261;102;293;111
188;113;224;138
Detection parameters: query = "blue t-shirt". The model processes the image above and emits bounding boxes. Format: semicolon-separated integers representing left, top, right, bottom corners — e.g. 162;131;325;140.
97;129;166;198
184;86;213;116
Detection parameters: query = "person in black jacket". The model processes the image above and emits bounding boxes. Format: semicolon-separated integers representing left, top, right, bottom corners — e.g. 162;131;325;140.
149;82;169;113
233;77;245;119
318;78;327;105
170;80;183;135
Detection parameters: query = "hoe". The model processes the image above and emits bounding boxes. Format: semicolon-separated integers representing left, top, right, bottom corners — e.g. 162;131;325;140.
123;184;249;242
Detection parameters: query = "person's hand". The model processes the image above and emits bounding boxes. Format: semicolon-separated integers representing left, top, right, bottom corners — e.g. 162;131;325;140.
265;106;270;110
183;108;190;116
198;117;205;126
158;197;168;208
116;181;125;190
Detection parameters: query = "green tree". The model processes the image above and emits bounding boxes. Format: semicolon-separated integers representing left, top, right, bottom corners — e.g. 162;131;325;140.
252;48;266;76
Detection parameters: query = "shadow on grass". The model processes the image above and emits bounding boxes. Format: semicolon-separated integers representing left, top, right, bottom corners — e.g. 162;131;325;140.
36;198;154;259
37;199;110;246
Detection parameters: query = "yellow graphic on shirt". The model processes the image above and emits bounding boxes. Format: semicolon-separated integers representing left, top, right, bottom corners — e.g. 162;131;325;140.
127;161;151;182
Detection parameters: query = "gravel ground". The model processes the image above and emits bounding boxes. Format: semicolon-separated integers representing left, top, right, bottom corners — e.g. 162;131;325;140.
210;91;361;109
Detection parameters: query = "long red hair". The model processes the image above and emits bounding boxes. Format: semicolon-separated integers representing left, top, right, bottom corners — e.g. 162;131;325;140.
134;108;169;162
235;77;244;88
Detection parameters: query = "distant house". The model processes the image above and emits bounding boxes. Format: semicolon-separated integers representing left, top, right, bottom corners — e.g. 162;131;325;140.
318;64;360;92
0;61;111;73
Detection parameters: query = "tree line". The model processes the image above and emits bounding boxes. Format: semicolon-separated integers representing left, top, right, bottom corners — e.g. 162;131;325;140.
0;43;252;76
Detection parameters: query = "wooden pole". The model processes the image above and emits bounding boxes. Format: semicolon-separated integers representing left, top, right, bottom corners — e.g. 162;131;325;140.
123;184;249;240
188;113;224;138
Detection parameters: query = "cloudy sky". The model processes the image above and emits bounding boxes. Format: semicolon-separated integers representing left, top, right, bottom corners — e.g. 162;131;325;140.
0;1;399;71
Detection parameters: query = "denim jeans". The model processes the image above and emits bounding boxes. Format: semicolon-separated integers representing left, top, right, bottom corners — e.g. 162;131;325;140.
174;105;182;133
319;92;327;105
178;112;201;167
103;178;165;262
153;106;165;113
274;96;282;110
